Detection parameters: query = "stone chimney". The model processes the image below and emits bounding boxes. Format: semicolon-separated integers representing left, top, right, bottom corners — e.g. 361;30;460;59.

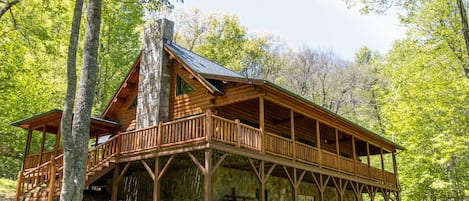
136;19;174;129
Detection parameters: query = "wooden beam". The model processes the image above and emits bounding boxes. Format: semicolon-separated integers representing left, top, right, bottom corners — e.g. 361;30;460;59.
118;162;131;182
211;153;228;175
38;126;47;167
316;120;321;167
55;127;61;150
141;160;155;181
352;136;357;176
291;110;296;161
157;155;175;181
335;128;340;172
381;148;385;184
332;177;349;201
392;152;400;189
367;142;371;178
259;96;265;153
111;164;120;201
204;149;212;201
22;130;33;170
47;156;56;201
188;152;205;173
153;157;160;201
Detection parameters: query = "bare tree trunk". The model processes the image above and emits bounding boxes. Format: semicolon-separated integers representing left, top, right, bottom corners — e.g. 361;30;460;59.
456;0;469;78
60;0;83;199
60;0;101;200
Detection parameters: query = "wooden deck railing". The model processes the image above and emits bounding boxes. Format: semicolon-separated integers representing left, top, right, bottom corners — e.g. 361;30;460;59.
264;132;293;158
295;141;319;164
17;112;398;200
24;148;63;169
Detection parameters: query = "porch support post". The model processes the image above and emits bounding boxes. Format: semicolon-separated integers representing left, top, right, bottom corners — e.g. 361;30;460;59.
335;128;340;171
248;159;275;201
380;148;385;184
316;120;321;167
366;142;370;178
55;127;61;152
111;164;120;201
312;173;330;201
259;96;265;153
291;110;296;161
22;129;33;170
153;157;161;201
38;126;47;166
204;149;212;201
283;167;305;201
352;136;357;176
332;177;348;201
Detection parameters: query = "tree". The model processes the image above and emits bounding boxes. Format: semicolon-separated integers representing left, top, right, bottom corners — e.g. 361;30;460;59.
59;0;84;199
60;0;101;200
346;0;469;78
380;39;469;200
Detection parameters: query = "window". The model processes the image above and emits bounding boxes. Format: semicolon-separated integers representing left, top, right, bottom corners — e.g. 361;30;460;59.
176;75;194;96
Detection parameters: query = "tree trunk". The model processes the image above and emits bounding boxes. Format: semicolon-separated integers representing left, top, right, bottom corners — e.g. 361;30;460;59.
60;0;83;199
60;0;101;200
0;0;19;19
456;0;469;78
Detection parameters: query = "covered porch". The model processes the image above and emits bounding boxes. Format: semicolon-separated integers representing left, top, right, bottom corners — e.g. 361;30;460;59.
12;109;120;170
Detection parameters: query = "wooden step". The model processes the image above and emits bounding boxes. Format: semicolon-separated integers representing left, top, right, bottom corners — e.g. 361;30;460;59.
85;162;115;186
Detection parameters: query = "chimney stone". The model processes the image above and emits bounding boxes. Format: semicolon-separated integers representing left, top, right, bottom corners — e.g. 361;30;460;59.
136;19;174;129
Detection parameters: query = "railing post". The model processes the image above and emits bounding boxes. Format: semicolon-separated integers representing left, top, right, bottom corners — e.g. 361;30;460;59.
260;128;264;153
235;119;241;147
205;109;213;142
15;170;23;201
116;134;121;157
157;122;162;148
48;155;56;201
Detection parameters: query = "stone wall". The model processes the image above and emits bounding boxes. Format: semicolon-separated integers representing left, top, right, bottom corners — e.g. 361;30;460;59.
161;166;357;201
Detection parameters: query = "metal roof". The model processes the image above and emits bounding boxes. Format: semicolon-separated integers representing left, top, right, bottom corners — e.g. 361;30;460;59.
163;40;244;79
12;109;120;128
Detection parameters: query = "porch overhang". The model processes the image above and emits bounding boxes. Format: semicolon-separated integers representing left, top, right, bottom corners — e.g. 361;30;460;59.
11;109;121;137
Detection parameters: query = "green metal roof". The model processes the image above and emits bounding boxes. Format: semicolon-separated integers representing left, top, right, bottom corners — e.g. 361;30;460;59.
163;40;244;79
12;109;120;128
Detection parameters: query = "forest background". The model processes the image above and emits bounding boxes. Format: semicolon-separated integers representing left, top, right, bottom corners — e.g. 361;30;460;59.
0;1;468;200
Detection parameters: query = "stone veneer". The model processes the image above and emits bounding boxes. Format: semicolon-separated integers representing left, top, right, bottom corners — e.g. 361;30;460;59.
136;19;173;129
159;166;357;201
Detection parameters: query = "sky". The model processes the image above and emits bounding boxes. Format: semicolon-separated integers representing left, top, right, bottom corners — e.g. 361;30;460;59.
174;0;407;60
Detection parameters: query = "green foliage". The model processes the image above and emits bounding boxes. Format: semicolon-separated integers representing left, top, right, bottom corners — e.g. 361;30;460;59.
173;9;276;74
94;1;144;114
381;39;469;200
0;177;16;201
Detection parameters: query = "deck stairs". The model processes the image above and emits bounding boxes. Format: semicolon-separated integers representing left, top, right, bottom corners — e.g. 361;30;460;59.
16;136;119;201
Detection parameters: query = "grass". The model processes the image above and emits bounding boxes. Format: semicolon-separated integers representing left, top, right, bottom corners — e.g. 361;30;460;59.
0;178;17;201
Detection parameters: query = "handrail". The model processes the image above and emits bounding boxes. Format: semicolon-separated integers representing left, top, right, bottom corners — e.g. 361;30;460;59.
24;148;64;169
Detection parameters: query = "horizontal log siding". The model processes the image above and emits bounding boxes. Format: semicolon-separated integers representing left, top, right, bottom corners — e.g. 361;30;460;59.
169;65;213;120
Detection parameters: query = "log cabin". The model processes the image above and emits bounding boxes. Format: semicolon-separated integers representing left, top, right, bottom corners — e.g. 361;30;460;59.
12;19;403;201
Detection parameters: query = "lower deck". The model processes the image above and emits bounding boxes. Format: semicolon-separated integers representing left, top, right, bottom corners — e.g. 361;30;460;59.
16;111;399;201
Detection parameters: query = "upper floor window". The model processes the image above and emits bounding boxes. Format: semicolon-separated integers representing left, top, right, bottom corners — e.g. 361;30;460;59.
176;75;194;96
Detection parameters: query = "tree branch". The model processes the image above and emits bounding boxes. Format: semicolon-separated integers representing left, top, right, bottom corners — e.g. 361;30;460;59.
0;0;19;19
